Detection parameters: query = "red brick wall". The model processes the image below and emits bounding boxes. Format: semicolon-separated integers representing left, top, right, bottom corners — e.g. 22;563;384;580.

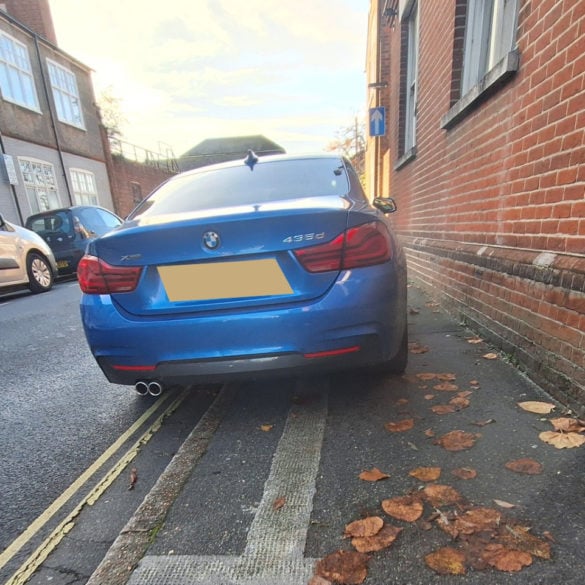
383;0;585;412
107;156;175;218
3;0;57;44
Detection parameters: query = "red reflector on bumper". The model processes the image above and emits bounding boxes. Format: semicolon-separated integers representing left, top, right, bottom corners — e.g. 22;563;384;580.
303;346;360;359
112;365;157;371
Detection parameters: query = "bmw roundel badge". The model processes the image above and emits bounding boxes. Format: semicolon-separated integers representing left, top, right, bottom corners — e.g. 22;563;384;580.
203;231;221;250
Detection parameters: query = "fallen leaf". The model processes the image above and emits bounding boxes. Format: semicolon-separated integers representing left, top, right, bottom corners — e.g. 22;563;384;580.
469;379;480;386
344;517;384;538
433;382;459;392
128;468;138;491
499;525;552;560
424;394;435;400
539;431;585;449
308;576;332;585
482;544;533;572
451;467;477;480
494;499;517;509
483;352;499;360
315;551;369;585
504;458;543;475
550;417;585;433
385;418;415;433
395;398;409;406
351;524;403;553
449;396;470;410
467;337;484;344
422;484;463;507
473;418;495;427
359;467;390;482
409;467;441;482
260;424;274;432
424;428;435;437
409;307;420;315
437;507;501;538
425;547;466;575
381;495;424;522
273;497;286;511
416;373;438;381
409;342;430;354
437;373;457;381
435;430;479;451
431;404;457;414
517;401;556;414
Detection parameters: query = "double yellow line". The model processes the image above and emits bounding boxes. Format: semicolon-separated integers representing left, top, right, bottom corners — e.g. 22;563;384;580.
1;388;189;585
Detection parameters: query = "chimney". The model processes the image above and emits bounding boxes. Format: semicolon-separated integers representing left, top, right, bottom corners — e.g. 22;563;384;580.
1;0;57;44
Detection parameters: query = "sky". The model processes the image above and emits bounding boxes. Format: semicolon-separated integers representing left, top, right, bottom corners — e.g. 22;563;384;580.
48;0;369;159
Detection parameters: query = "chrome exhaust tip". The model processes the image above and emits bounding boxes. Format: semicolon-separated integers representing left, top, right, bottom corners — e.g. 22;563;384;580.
147;381;163;396
134;380;149;396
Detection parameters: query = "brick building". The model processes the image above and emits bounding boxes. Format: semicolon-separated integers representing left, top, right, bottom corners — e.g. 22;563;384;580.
0;0;175;223
367;0;585;412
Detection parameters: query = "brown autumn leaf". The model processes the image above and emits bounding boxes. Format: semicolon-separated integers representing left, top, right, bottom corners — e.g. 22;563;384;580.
424;394;435;400
395;398;409;406
422;484;463;507
517;401;556;414
483;352;499;360
482;544;533;572
431;404;457;415
315;550;369;585
409;467;441;482
359;467;390;482
385;418;415;433
539;431;585;449
550;417;585;433
128;467;138;491
499;525;552;559
469;379;480;386
433;382;459;392
425;547;466;575
381;495;424;522
435;430;479;451
351;524;403;553
424;428;436;437
272;497;286;511
409;307;420;315
451;467;477;480
260;424;274;432
467;337;484;344
436;507;502;538
416;372;438;381
449;396;471;410
409;342;430;354
473;418;495;427
504;458;543;475
344;517;384;538
308;576;332;585
437;372;457;381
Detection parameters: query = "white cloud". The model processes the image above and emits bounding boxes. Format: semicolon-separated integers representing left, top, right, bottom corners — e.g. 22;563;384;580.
49;0;367;154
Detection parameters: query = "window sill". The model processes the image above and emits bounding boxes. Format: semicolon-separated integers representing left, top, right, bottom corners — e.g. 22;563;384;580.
440;49;519;130
395;146;417;170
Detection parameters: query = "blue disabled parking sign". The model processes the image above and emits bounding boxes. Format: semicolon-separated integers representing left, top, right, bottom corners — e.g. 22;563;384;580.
369;107;386;137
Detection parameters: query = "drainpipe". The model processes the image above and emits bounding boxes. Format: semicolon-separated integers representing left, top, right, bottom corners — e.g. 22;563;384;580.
0;130;24;224
33;35;74;206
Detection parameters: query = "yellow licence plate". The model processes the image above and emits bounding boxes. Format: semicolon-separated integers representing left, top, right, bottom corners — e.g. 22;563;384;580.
57;260;69;269
157;259;293;302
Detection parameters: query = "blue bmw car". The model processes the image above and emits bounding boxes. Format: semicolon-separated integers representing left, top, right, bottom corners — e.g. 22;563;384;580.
78;153;407;395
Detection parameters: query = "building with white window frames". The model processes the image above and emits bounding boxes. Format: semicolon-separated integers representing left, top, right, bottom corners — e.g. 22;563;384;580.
0;0;114;225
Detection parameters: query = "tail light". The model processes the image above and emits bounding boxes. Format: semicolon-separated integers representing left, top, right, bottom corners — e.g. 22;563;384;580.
294;222;393;273
78;255;142;294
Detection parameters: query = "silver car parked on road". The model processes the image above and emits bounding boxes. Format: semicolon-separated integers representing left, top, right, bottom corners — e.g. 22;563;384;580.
0;213;57;294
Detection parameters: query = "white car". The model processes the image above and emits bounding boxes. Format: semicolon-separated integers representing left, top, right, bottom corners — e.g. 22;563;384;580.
0;213;57;294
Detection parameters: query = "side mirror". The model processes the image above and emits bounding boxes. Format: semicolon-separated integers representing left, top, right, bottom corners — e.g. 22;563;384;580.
373;197;397;214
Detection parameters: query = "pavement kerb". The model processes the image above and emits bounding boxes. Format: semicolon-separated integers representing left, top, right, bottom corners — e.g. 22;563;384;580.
85;384;237;585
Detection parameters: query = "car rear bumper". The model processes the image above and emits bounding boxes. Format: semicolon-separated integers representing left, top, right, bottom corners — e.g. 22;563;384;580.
81;264;407;386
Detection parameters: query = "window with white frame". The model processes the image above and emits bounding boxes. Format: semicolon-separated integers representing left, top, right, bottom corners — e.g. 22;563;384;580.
19;158;61;214
70;168;98;206
0;32;40;110
46;59;85;128
462;0;519;94
404;1;419;153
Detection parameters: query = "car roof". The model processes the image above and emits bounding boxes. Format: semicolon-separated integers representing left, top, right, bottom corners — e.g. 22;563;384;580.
26;205;114;220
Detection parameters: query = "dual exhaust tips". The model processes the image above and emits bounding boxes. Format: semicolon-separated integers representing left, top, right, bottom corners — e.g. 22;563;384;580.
134;380;164;397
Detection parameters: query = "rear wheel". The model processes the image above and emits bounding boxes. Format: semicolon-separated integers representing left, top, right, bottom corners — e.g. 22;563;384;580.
378;322;408;375
27;252;54;293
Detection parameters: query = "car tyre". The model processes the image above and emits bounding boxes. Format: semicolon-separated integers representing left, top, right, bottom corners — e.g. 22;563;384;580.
378;321;408;375
27;252;54;293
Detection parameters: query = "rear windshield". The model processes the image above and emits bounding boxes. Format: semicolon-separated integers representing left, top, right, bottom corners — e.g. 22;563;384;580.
129;158;350;220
